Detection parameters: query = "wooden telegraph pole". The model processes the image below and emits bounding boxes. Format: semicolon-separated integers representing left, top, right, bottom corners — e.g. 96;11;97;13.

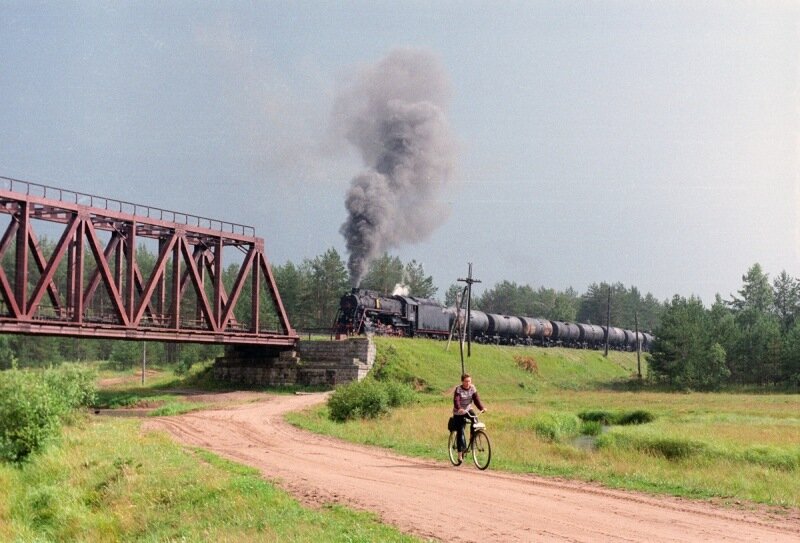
446;286;468;350
604;285;611;357
141;341;147;386
635;311;642;380
457;263;481;374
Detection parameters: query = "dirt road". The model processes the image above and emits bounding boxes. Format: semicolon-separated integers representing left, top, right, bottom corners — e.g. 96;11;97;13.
146;392;800;542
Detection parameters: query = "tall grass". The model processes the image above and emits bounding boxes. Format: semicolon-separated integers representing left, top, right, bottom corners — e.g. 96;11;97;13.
289;337;800;507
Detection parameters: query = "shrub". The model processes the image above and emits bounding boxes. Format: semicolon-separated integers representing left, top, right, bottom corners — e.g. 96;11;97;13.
327;379;415;422
383;381;415;407
578;409;655;426
616;409;655;425
42;365;97;412
0;371;62;462
0;366;98;462
578;410;615;425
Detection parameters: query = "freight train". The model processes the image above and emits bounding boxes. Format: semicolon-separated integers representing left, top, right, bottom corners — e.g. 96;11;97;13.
334;288;654;351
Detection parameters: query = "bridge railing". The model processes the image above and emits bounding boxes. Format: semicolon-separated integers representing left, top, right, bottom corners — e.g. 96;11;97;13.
0;175;255;237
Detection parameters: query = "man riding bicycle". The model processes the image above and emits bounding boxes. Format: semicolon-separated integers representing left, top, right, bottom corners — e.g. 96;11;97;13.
453;373;486;464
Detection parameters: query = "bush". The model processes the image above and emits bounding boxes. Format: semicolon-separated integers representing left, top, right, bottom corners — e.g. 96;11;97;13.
0;371;62;462
0;366;97;462
616;409;655;425
578;410;615;425
43;365;97;412
383;380;415;407
327;379;414;422
578;409;655;426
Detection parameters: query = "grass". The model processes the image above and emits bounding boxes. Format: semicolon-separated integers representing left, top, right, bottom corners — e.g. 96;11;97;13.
0;413;422;542
288;337;800;508
0;358;428;541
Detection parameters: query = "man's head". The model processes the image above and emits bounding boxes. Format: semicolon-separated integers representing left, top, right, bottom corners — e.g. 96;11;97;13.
461;373;472;388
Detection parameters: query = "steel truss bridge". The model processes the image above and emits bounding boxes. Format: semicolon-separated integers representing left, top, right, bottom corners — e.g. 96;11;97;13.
0;176;297;347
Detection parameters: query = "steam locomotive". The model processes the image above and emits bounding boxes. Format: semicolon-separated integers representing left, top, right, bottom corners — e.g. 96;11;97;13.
334;288;654;351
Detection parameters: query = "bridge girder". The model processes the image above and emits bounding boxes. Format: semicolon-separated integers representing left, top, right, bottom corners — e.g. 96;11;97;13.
0;177;298;347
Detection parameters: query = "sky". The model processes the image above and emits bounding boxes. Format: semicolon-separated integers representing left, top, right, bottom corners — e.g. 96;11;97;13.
1;1;798;305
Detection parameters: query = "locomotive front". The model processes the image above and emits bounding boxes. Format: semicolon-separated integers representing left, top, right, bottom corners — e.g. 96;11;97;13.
335;288;407;335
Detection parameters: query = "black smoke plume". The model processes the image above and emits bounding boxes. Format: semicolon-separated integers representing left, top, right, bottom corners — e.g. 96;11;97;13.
335;49;457;285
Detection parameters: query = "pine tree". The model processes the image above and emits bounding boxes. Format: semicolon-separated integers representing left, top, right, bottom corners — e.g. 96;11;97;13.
648;295;730;390
729;263;774;314
360;253;404;295
403;260;437;298
772;270;799;333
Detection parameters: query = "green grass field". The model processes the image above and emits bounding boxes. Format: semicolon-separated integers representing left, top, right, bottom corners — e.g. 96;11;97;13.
4;339;798;540
288;337;800;508
0;362;424;543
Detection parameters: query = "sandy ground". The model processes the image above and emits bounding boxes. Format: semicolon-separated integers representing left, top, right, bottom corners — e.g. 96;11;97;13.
144;392;800;542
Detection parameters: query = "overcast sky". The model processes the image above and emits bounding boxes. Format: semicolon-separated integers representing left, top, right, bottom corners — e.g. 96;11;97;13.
1;1;798;304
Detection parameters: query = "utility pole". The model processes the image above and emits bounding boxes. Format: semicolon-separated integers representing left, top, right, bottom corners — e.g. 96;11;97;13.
604;285;611;357
635;311;642;380
446;286;467;351
457;263;481;372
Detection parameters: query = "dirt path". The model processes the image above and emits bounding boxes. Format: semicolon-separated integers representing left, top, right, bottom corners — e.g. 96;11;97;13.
145;392;800;542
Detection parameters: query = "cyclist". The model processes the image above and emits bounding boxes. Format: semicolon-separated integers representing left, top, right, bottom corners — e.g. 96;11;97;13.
453;373;486;464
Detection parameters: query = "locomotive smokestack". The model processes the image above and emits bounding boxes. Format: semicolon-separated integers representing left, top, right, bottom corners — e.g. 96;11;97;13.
335;48;457;285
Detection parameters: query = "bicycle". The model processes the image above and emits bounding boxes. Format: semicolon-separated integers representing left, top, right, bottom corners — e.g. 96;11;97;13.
448;412;492;470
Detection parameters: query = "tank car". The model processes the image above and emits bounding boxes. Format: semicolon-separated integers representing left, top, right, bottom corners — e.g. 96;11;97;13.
577;323;604;348
466;310;490;340
602;326;626;349
486;313;524;344
550;321;581;347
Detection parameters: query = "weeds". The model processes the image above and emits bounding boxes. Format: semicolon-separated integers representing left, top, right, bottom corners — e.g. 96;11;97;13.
514;355;539;374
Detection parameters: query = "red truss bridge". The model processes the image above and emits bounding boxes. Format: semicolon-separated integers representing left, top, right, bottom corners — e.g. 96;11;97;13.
0;176;297;347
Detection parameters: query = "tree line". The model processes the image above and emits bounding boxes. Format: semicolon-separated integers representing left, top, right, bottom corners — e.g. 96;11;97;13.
3;237;799;390
649;263;800;390
453;280;662;331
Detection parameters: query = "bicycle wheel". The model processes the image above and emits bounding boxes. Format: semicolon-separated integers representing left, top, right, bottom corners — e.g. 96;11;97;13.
448;431;460;465
471;430;491;470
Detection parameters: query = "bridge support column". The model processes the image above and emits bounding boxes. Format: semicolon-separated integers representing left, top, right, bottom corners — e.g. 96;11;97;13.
212;337;375;387
213;345;299;386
